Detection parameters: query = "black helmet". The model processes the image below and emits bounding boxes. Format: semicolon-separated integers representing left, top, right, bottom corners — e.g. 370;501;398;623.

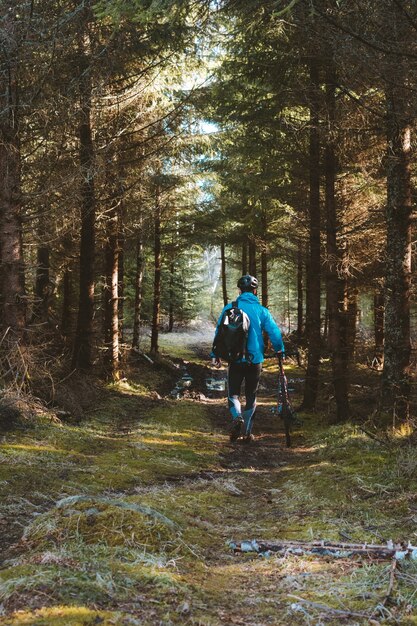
237;274;258;291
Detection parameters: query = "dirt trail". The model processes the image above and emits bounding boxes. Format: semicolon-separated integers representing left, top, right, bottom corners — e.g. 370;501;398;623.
178;351;320;626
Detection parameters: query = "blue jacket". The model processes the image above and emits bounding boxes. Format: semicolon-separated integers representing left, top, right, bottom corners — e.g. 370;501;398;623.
212;292;284;364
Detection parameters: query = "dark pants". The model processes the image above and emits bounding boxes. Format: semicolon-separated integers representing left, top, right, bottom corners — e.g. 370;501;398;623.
228;362;262;433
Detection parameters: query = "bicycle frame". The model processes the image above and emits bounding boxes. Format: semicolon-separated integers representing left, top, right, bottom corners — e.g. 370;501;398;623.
278;354;293;447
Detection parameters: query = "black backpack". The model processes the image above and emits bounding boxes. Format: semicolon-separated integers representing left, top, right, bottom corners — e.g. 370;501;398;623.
212;302;250;362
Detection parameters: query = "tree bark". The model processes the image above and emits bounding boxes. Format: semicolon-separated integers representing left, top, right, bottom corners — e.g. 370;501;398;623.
118;226;125;344
0;32;26;338
168;259;175;332
345;282;357;363
61;266;73;339
103;198;119;380
323;298;329;346
261;212;268;308
297;241;303;339
374;289;384;354
261;248;268;308
32;244;50;323
72;38;96;370
324;59;349;421
301;56;321;411
220;241;228;305
242;239;248;275
150;195;161;355
381;80;412;420
132;227;145;350
248;237;257;277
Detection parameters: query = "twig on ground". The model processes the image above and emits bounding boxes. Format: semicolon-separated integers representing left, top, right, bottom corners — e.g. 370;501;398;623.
383;557;398;604
0;327;11;348
368;560;400;626
287;594;379;623
358;426;391;448
133;349;154;365
56;368;77;385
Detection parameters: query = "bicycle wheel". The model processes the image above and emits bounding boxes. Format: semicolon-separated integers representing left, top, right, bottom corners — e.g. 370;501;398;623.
281;400;292;447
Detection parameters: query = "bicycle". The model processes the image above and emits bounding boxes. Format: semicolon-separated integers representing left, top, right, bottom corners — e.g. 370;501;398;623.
277;353;298;447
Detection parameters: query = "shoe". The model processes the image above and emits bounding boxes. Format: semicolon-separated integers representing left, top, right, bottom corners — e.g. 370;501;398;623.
229;417;244;442
243;433;255;444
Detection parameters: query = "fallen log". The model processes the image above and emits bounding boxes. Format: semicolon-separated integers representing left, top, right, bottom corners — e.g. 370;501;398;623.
229;539;417;560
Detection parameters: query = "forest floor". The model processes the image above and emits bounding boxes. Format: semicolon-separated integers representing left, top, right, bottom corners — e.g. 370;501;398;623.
1;329;417;625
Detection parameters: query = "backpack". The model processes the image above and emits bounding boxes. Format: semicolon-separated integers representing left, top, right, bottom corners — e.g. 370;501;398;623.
212;301;250;362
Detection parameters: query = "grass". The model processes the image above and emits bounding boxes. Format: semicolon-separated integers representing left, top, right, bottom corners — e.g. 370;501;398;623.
2;346;417;624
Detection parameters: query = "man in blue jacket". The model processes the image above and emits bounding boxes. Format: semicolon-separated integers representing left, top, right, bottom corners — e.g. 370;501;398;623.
211;274;284;442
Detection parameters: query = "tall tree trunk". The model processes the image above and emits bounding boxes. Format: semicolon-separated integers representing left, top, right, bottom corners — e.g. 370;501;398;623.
345;282;358;363
297;241;303;339
261;212;268;307
262;261;270;352
132;228;144;350
381;81;412;420
286;278;291;333
261;248;268;308
324;59;349;422
72;40;95;370
323;298;329;346
118;226;125;343
61;266;73;340
248;237;257;276
374;289;384;354
150;196;161;355
103;199;119;380
32;244;50;323
220;241;228;305
242;239;248;275
301;57;321;411
0;39;26;338
117;151;126;344
168;260;175;332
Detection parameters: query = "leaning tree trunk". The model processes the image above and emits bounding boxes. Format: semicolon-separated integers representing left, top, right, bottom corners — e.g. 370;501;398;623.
132;226;145;350
301;57;321;411
72;41;95;370
324;60;349;422
0;41;26;339
150;196;161;355
220;241;228;305
381;82;412;420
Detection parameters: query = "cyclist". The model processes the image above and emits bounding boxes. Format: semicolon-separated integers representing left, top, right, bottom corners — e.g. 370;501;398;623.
211;274;284;442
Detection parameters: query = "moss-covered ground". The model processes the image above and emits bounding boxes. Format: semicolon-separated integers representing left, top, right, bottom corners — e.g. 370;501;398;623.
1;334;417;625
